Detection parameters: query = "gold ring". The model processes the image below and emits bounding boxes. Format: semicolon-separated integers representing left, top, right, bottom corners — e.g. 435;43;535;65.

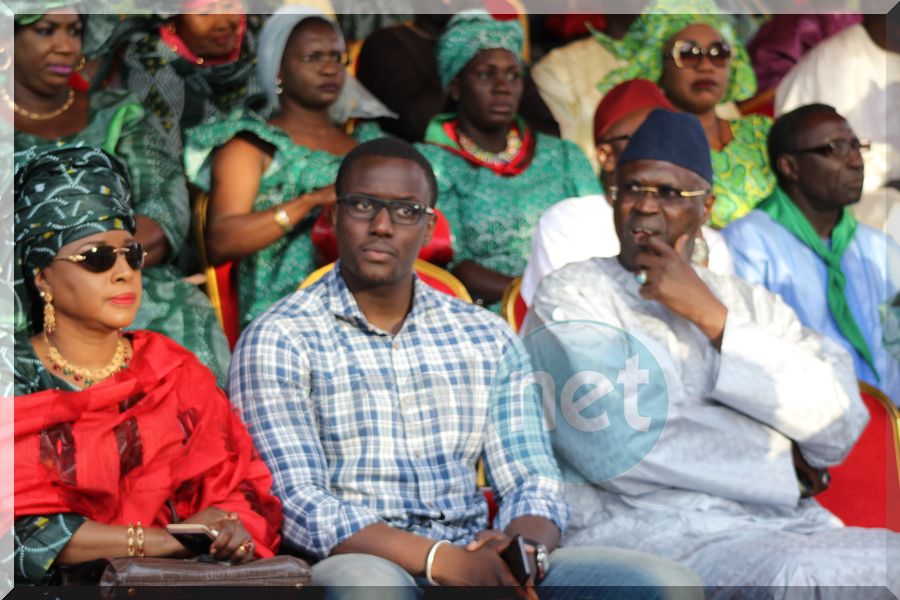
227;512;239;521
238;541;253;554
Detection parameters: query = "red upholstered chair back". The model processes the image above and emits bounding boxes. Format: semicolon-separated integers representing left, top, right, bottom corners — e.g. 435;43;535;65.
311;206;454;267
816;383;900;531
192;189;241;350
500;277;528;333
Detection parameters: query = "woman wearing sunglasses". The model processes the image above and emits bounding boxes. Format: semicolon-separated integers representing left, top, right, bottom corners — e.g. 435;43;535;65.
12;147;284;585
12;7;231;385
595;0;775;228
185;6;393;328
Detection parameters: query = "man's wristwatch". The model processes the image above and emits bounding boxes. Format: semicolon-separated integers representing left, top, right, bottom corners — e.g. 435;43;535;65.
523;538;550;582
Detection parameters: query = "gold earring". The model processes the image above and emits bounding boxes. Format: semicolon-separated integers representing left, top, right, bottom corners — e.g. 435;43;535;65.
74;56;86;72
41;290;56;335
0;47;10;71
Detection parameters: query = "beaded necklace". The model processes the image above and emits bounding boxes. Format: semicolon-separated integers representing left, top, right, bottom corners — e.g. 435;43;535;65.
457;126;523;167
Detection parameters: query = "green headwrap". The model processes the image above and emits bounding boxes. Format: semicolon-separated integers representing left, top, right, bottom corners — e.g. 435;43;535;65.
14;146;136;335
436;9;524;90
595;0;757;103
11;0;80;26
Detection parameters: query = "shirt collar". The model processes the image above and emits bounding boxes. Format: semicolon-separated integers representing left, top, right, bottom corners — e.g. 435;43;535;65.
323;261;445;335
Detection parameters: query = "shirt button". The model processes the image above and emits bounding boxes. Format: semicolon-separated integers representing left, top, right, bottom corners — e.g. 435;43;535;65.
414;450;422;458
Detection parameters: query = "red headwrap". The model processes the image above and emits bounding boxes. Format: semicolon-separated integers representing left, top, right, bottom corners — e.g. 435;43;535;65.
593;79;673;143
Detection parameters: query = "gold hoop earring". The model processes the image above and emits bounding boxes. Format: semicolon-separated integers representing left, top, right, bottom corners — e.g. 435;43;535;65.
74;56;86;72
41;290;56;336
0;47;11;71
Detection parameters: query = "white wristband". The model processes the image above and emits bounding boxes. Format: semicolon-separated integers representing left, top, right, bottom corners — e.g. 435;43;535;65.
425;540;451;585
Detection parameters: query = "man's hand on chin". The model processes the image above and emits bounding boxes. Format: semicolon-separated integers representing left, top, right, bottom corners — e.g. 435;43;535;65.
635;234;727;348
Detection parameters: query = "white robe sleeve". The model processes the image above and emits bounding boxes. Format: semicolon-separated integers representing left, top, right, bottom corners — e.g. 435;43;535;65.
708;278;869;468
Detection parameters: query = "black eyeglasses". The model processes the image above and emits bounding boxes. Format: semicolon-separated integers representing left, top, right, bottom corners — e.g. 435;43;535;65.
667;39;732;69
53;242;146;273
299;51;349;66
337;194;435;226
788;138;871;159
610;183;710;204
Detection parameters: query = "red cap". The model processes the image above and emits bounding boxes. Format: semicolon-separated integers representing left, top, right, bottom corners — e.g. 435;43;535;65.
593;79;673;143
484;0;519;20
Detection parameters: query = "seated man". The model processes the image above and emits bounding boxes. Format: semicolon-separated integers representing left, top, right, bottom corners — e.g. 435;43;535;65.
775;15;900;238
527;109;899;593
230;138;701;598
723;104;900;404
520;79;733;306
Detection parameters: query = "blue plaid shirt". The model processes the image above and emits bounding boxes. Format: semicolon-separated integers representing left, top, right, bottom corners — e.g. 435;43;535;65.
230;265;568;558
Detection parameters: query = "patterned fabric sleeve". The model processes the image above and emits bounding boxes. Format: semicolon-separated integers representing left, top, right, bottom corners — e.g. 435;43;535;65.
483;328;570;533
14;514;86;584
111;101;191;254
229;317;381;558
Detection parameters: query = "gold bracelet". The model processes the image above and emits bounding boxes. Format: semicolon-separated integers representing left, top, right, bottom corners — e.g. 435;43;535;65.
126;523;136;557
135;521;145;558
273;207;292;233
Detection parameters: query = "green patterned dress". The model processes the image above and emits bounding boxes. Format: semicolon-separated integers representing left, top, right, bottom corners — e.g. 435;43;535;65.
710;114;776;228
86;13;270;158
185;114;384;328
14;89;231;385
416;115;601;308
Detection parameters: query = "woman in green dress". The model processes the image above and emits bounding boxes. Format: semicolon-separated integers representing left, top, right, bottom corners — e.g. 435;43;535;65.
11;8;231;384
416;10;601;308
595;0;775;229
185;6;393;328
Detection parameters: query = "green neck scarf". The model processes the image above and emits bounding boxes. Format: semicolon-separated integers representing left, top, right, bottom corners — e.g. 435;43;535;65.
759;186;878;380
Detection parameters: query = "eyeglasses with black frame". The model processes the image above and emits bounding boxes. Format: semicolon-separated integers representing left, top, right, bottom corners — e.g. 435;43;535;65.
610;182;711;204
787;138;871;159
52;242;147;273
299;51;350;66
337;194;435;226
667;39;732;69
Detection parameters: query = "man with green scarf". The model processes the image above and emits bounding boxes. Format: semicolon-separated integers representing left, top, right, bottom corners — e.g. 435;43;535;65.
724;104;900;405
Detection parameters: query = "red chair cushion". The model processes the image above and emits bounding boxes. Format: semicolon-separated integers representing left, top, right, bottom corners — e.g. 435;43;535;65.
816;391;900;531
513;292;528;331
214;261;240;350
312;206;454;266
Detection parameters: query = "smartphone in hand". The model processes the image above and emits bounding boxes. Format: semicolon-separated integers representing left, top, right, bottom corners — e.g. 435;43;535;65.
500;534;533;586
166;523;217;556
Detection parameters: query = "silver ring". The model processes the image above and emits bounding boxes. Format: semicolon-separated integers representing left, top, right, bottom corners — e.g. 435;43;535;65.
635;270;648;285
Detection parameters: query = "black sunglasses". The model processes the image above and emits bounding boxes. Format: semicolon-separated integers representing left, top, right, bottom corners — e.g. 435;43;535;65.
668;39;732;69
53;242;147;273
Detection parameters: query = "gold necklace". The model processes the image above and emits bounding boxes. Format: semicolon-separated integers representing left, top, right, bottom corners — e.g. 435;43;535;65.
1;87;75;121
457;127;522;166
44;332;129;387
